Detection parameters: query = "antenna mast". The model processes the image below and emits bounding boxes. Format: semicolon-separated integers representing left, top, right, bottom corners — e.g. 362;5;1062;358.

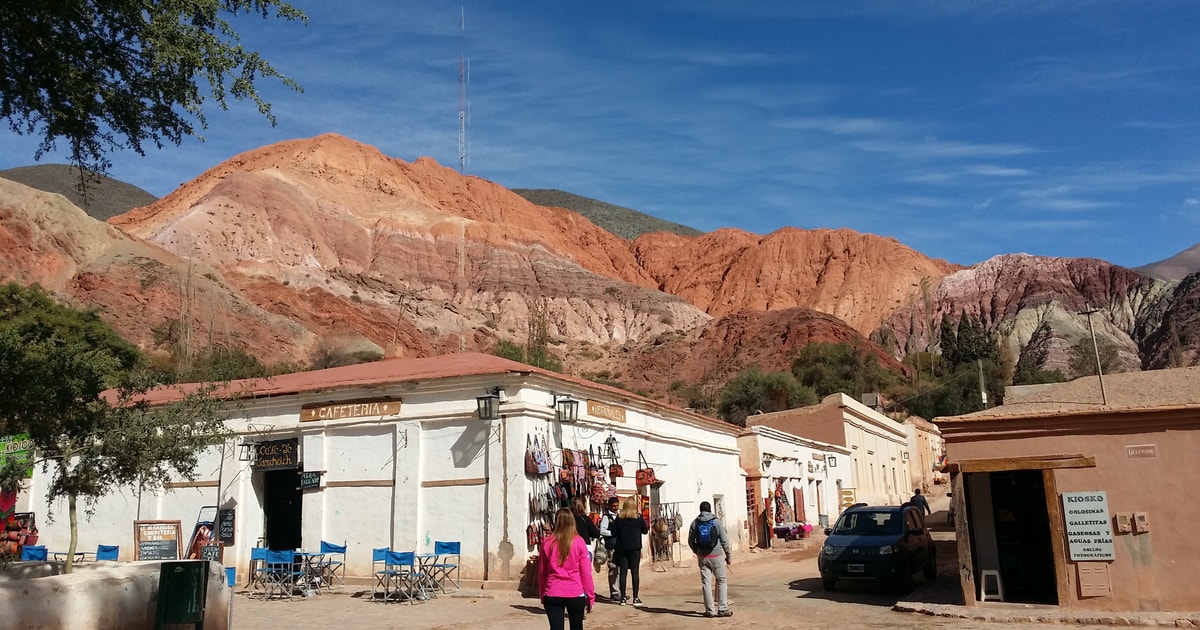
458;6;469;173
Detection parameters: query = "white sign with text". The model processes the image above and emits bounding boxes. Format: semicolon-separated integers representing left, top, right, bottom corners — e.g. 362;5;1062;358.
1062;491;1115;561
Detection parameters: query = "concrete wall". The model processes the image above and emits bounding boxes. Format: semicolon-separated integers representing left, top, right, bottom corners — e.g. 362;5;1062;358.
0;560;230;630
947;422;1200;612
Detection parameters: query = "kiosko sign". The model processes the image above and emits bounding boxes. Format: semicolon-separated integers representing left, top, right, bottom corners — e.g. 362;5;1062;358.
1062;491;1115;561
301;400;401;422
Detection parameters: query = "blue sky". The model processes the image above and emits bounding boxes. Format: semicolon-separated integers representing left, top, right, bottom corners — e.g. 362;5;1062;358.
3;1;1198;268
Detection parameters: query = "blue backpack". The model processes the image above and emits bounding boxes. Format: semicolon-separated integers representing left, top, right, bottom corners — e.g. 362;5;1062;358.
696;520;715;547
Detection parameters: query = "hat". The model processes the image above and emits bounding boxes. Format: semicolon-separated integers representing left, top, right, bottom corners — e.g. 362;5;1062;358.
699;501;712;512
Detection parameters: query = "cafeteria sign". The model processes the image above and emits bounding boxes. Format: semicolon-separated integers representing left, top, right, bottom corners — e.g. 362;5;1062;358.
0;434;34;478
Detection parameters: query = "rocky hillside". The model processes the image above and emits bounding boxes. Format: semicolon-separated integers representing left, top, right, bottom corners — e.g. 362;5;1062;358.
1138;244;1200;282
0;164;156;221
511;189;701;240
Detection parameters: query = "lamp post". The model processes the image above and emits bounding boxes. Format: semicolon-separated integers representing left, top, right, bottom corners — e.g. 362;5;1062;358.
1080;305;1108;405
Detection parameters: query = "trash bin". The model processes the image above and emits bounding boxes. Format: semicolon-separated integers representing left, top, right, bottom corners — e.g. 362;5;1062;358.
155;561;209;629
225;567;236;589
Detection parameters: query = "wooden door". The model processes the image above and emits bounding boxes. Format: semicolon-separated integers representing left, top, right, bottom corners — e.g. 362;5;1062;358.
793;487;806;523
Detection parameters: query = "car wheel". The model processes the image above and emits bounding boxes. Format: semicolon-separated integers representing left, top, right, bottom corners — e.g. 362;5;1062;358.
821;574;836;591
923;547;938;580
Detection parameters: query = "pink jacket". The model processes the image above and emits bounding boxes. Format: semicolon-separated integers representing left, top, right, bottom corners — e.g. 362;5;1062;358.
537;535;595;606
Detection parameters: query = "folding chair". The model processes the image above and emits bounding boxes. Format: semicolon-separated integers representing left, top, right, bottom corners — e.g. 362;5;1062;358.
95;545;119;561
263;549;306;600
371;547;393;601
20;545;47;562
319;540;347;590
386;551;430;605
430;541;461;593
248;547;270;595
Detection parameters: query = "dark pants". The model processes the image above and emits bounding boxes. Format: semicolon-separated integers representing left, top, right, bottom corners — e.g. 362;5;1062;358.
543;595;586;630
613;548;641;599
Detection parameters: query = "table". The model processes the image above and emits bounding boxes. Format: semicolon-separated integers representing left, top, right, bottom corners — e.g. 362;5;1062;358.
52;551;88;563
294;551;326;596
415;553;441;597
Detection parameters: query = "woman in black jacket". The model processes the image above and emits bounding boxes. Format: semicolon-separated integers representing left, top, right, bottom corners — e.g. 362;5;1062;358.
610;494;649;605
571;496;601;546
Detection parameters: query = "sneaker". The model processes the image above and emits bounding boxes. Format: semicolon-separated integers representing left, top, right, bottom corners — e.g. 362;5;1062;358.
620;596;628;606
717;610;733;617
703;611;716;618
632;598;644;606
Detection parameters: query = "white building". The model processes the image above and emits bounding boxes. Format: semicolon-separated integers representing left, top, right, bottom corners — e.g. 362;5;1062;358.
745;393;911;507
25;353;747;585
737;426;851;546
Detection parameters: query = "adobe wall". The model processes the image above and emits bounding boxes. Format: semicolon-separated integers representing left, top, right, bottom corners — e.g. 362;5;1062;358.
0;559;230;630
949;426;1200;612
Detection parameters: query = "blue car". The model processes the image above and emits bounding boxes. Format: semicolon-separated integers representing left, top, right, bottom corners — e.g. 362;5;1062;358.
818;503;937;591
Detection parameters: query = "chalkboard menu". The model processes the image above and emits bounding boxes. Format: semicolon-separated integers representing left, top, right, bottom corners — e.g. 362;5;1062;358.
299;470;323;491
134;520;182;561
254;438;298;471
200;543;223;562
216;509;235;546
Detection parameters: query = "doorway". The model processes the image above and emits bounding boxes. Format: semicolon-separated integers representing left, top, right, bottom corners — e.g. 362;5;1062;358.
968;470;1057;605
262;468;302;550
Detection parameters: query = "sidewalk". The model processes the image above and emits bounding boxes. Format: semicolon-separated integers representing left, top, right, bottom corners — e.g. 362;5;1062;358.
894;600;1200;627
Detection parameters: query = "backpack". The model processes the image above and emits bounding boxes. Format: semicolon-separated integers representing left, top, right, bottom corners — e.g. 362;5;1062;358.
696;519;715;547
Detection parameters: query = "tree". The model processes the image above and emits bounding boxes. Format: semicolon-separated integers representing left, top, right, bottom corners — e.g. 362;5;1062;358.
0;1;306;176
0;283;230;572
717;368;817;427
937;314;958;374
791;341;898;399
1013;321;1067;385
1068;335;1122;378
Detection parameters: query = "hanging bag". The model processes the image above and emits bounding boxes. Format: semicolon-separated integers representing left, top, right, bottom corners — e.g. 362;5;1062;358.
636;450;657;486
525;435;539;475
533;435;551;475
609;461;624;479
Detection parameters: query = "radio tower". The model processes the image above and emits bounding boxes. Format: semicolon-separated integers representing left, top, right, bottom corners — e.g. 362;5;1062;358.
458;7;469;173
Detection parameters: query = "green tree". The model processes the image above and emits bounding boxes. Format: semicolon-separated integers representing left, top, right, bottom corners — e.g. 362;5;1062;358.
791;341;898;398
717;368;817;427
0;283;230;573
1067;335;1123;378
937;314;958;374
0;1;306;175
1013;321;1067;385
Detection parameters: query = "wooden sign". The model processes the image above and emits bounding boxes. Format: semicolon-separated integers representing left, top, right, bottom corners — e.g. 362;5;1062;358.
586;400;626;423
301;400;401;422
299;470;323;491
254;438;298;471
216;509;235;546
134;520;182;561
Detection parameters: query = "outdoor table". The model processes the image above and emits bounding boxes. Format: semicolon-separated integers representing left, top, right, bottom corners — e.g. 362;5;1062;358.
52;551;88;563
415;553;440;597
294;551;326;596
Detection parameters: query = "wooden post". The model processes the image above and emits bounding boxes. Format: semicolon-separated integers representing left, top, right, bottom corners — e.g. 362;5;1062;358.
951;472;976;606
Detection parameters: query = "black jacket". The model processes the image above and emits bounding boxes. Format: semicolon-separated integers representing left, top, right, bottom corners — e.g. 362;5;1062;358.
611;516;649;551
575;513;601;543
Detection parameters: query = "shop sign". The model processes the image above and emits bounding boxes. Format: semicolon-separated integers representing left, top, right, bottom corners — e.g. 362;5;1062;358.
301;400;401;422
299;470;323;491
0;434;34;478
134;520;182;561
1125;444;1157;459
254;438;299;471
216;509;235;546
1062;491;1115;561
587;400;626;423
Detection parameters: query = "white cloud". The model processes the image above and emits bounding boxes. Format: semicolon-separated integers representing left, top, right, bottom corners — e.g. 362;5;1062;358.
969;165;1030;177
1185;198;1199;205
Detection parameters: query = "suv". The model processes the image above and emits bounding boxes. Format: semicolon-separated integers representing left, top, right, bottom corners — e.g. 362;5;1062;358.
818;503;936;591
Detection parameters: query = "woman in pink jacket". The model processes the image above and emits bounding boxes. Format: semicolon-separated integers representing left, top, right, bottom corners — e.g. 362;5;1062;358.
538;508;596;630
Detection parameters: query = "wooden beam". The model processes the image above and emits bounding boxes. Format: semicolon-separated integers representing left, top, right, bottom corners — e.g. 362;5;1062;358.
164;480;219;489
324;479;394;488
1043;469;1072;608
420;477;486;488
957;454;1096;473
951;472;976;607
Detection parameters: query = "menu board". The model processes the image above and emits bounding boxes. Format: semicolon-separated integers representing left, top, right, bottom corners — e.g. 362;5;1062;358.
299;470;323;491
134;520;182;561
200;543;223;563
254;438;298;471
216;509;235;546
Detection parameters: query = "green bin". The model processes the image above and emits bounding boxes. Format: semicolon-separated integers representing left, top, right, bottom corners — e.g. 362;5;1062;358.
155;560;209;629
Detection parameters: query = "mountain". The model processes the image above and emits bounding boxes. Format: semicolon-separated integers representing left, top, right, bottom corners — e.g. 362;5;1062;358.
511;189;702;240
1138;244;1200;282
0;164;157;221
2;133;1196;407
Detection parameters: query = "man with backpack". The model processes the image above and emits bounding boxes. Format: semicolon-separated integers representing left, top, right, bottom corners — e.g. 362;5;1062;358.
688;501;732;618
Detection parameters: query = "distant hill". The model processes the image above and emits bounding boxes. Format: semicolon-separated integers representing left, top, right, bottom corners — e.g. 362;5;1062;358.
512;188;702;240
1138;243;1200;282
0;164;157;222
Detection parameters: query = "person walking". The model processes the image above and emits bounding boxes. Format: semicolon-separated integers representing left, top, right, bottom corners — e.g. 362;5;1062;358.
538;508;595;630
571;496;601;547
688;501;732;618
910;488;931;516
610;494;648;606
597;496;621;600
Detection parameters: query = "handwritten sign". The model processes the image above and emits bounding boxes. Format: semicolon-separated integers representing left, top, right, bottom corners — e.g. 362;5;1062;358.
299;470;323;491
134;520;182;561
216;509;235;546
1062;491;1115;561
200;543;223;563
301;400;401;422
254;438;298;471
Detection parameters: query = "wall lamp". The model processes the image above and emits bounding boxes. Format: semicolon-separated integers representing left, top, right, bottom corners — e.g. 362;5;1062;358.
761;454;772;470
476;387;505;421
601;434;621;463
902;451;910;460
237;440;257;463
827;456;838;468
549;393;579;423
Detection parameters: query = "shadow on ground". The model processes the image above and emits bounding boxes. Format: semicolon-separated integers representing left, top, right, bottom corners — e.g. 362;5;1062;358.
788;540;962;607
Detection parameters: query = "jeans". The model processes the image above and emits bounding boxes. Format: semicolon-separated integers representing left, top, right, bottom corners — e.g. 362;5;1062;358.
543;595;586;630
698;554;729;614
612;548;641;599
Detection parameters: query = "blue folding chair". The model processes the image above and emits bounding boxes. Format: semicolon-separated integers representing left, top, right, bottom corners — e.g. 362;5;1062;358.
319;540;347;590
263;549;306;600
371;547;394;601
249;547;270;594
430;541;461;593
20;545;47;562
386;550;430;605
95;544;119;561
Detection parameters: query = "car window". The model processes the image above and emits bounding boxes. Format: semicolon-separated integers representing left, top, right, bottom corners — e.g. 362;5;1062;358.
906;510;921;531
832;511;902;535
